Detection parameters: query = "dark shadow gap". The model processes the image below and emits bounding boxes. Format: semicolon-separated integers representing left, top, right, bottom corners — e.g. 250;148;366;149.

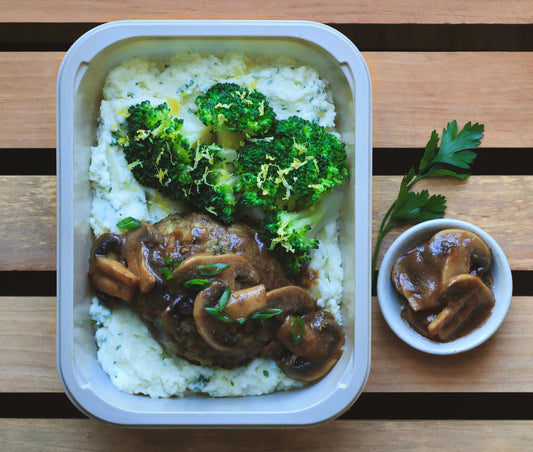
0;271;56;297
373;148;533;176
1;149;56;175
1;148;532;176
341;393;533;420
1;392;533;419
2;270;530;298
0;23;532;52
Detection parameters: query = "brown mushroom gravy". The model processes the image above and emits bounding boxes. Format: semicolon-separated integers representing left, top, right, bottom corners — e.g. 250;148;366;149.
89;212;344;382
391;228;495;342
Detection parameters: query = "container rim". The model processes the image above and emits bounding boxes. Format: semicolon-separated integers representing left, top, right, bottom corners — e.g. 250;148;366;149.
56;19;372;428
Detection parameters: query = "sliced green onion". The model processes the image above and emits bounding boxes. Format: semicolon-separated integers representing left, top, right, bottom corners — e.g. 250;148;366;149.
218;286;231;311
291;316;306;344
161;267;173;281
250;308;283;321
198;262;230;276
183;279;212;289
204;306;234;323
116;216;141;230
165;254;180;268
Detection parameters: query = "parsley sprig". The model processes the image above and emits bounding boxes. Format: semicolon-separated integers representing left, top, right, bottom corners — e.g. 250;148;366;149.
372;120;484;281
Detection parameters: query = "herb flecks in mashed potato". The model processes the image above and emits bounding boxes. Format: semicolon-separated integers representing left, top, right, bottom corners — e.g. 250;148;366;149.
89;51;345;398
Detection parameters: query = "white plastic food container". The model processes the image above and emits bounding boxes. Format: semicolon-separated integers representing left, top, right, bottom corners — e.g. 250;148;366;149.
56;20;372;427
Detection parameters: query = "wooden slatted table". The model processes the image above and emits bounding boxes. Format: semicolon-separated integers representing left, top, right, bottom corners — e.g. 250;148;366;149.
2;2;533;449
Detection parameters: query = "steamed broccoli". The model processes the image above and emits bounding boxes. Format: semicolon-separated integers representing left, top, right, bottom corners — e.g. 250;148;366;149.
234;116;349;212
120;101;240;223
259;189;344;274
185;142;241;224
119;95;350;273
121;100;193;200
194;82;276;137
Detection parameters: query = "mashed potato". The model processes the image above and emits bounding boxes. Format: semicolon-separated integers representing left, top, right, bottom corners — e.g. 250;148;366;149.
89;50;344;398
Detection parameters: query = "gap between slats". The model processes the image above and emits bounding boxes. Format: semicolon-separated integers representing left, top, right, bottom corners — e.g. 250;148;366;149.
2;148;533;176
1;24;533;52
1;392;533;419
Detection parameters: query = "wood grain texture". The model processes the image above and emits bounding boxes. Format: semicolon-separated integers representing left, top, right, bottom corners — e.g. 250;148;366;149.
1;52;532;148
0;53;59;149
0;297;60;392
1;175;530;272
2;418;533;450
2;296;532;393
368;297;532;392
0;176;56;271
1;0;533;24
373;175;533;271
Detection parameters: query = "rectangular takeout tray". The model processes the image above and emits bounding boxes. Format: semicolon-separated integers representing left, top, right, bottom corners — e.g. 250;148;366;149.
56;19;372;428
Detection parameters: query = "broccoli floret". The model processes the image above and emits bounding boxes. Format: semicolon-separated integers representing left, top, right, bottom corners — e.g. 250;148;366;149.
121;101;239;223
235;116;349;211
185;143;241;224
122;100;193;200
194;83;276;137
259;189;343;274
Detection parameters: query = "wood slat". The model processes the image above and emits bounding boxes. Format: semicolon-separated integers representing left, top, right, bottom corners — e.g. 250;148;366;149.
2;419;533;450
368;297;533;392
372;175;533;270
0;176;56;271
1;52;533;149
1;0;533;24
1;175;531;272
2;296;532;393
0;297;60;392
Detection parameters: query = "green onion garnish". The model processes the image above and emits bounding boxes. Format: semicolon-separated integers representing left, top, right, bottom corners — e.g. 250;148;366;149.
250;308;283;321
165;254;180;268
204;287;234;323
198;262;230;276
218;287;231;311
291;316;306;344
116;216;141;230
183;279;212;289
161;267;173;280
204;307;234;323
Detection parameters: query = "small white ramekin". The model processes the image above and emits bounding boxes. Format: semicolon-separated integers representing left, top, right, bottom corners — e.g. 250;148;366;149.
377;219;512;355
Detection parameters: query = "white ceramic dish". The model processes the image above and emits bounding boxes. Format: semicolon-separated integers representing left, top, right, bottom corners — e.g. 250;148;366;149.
56;20;372;427
377;219;512;355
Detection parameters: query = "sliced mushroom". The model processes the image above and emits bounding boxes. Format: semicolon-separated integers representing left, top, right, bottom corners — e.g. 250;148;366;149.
391;246;442;311
425;229;492;285
123;224;161;293
91;232;123;259
392;229;493;313
224;284;267;320
169;253;260;291
89;256;139;301
193;281;239;352
275;311;345;382
266;286;317;314
427;273;495;340
193;281;270;360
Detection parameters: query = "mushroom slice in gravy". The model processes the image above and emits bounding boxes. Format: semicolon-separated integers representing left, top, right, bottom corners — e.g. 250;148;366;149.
88;214;345;382
169;253;260;292
277;311;345;381
427;273;495;340
392;228;494;342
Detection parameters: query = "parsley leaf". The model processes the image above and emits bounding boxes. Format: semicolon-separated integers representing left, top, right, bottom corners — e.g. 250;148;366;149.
372;120;484;282
419;120;484;179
